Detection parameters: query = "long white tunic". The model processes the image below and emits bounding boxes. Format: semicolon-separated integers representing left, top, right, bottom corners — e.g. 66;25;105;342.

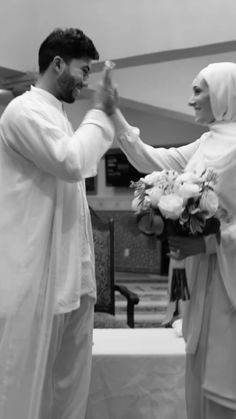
0;86;114;315
0;87;115;418
112;110;236;412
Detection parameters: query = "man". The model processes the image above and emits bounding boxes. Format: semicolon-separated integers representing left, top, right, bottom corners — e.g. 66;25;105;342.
0;28;116;419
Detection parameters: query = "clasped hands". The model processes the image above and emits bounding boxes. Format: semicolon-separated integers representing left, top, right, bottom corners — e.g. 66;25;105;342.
93;61;118;116
168;235;206;260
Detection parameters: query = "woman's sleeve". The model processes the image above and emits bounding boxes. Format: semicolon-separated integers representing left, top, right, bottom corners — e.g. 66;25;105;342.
204;235;218;254
220;221;236;254
112;109;202;173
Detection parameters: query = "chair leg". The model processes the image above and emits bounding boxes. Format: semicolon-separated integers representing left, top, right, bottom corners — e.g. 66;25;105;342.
127;302;135;328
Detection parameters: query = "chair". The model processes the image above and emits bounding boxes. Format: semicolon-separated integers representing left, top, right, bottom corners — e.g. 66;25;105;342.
90;207;139;328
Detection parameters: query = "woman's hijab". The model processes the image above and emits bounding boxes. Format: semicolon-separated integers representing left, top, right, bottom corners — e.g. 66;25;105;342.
200;62;236;122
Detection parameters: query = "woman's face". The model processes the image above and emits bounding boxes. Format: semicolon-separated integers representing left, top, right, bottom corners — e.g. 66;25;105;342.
188;75;215;125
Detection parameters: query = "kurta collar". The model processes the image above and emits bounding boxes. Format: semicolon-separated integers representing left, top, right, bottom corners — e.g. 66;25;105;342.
30;86;64;113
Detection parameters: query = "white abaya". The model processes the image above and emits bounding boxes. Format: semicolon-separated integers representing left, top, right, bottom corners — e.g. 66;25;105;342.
111;62;236;418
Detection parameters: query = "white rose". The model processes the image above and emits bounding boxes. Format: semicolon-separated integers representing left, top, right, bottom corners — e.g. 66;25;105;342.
158;194;184;219
199;189;219;217
178;183;201;200
177;172;201;184
143;171;161;185
164;170;179;183
147;186;163;207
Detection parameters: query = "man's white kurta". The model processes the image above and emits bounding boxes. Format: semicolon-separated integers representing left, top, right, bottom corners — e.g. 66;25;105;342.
0;86;114;418
0;86;114;314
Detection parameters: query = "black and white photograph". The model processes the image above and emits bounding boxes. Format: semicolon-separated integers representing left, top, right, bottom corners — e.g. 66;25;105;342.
0;1;236;418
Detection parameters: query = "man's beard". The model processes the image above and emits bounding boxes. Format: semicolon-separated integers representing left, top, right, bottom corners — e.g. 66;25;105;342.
57;72;76;103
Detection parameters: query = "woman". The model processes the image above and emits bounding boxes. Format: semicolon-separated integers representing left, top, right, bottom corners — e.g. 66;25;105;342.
111;62;236;419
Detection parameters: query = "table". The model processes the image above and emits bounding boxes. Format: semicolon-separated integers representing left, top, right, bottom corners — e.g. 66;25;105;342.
86;328;187;419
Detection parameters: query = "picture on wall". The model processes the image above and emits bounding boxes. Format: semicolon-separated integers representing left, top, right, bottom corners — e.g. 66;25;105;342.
105;145;185;187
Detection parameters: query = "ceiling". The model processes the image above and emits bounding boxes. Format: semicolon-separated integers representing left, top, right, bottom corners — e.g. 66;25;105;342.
1;0;236;122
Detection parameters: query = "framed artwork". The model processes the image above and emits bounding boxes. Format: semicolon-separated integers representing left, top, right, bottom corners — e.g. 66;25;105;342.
104;144;187;187
85;176;97;195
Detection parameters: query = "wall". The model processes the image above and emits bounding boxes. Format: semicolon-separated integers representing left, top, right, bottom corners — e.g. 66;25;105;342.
1;0;236;72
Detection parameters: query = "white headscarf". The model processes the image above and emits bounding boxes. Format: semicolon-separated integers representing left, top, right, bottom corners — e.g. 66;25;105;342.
200;62;236;122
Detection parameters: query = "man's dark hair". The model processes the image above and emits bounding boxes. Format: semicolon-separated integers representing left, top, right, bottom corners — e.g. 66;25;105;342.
38;28;99;73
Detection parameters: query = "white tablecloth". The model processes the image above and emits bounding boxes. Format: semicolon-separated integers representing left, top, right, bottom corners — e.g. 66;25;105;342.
86;328;187;419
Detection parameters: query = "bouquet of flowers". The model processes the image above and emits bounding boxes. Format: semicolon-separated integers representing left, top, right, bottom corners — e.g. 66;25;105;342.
130;168;220;308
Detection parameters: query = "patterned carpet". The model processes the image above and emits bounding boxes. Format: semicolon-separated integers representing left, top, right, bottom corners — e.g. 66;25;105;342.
115;272;169;328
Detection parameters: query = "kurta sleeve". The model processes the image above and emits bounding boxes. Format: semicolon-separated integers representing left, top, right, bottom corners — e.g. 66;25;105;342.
1;103;114;182
111;109;202;173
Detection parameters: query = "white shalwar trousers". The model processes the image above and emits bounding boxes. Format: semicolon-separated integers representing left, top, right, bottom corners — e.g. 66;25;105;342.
40;296;94;419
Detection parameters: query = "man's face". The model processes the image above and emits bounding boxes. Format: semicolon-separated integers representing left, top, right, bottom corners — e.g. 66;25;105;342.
188;75;215;125
57;58;91;103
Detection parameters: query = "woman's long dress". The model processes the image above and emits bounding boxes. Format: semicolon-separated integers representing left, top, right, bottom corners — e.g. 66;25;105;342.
114;114;236;418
